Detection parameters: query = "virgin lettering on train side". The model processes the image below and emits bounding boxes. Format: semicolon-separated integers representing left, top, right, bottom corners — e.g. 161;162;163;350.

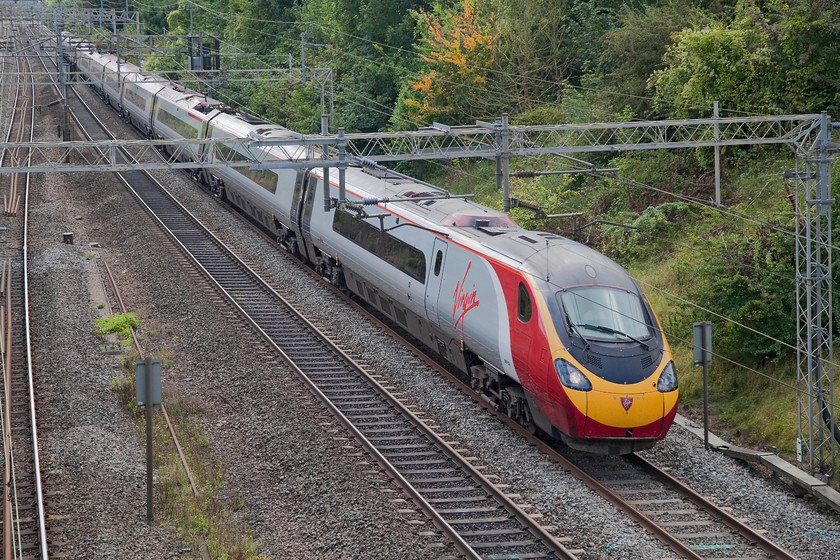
453;262;480;330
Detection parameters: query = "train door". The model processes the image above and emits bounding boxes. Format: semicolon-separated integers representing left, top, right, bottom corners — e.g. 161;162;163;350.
510;282;549;394
118;71;125;114
292;169;318;263
424;238;448;325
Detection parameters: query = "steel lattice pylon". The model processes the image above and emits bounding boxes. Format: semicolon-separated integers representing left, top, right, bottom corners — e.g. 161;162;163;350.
795;113;837;477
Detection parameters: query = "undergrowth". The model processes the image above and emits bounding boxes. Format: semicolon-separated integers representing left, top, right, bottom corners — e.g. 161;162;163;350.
95;312;139;346
104;340;264;558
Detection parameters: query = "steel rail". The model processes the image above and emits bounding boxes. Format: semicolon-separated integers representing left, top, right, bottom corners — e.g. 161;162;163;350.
21;23;49;560
0;31;21;560
0;21;48;560
629;453;798;560
21;39;47;560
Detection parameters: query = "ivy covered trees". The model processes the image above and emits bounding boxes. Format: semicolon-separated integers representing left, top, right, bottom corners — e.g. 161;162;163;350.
650;0;840;117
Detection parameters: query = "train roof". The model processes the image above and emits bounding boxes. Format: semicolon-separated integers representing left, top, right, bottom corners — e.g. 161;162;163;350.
326;165;636;291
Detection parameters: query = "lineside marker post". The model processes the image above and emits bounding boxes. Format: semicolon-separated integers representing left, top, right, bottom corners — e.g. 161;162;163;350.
693;321;712;450
136;358;161;523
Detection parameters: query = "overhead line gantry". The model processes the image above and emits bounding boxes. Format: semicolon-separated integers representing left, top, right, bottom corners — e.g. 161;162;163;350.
2;0;838;479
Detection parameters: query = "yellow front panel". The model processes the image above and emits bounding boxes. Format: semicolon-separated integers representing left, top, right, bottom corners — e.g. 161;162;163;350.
587;388;664;428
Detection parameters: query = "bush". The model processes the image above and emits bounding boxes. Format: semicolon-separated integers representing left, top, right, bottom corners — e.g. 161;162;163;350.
95;312;139;346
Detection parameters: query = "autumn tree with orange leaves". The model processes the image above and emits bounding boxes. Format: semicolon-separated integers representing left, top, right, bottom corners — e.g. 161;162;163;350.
392;0;505;128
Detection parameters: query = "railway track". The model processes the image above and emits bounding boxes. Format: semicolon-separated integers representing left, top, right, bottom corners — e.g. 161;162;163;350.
54;47;578;560
288;263;802;559
304;279;802;558
0;21;49;560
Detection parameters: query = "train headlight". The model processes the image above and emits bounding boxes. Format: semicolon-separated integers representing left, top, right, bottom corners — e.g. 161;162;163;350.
555;359;592;392
657;361;678;392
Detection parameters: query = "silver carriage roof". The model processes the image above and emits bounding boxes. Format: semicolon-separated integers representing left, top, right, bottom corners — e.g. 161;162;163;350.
350;166;632;288
518;234;638;293
340;165;520;229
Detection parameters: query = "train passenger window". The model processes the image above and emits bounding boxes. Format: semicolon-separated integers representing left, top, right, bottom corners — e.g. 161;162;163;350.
518;282;532;323
433;250;443;276
333;210;426;284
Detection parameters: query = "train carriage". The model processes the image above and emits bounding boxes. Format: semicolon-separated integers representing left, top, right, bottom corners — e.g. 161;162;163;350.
199;112;295;231
63;36;679;454
118;67;161;133
150;86;210;162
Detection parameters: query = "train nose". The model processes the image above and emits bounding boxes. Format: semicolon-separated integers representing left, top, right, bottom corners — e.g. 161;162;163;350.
583;388;666;438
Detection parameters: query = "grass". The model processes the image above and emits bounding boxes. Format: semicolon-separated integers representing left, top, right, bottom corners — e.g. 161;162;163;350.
106;343;265;559
95;312;139;346
154;390;264;559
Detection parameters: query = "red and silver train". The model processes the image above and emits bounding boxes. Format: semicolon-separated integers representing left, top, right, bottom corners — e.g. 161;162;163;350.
63;36;678;454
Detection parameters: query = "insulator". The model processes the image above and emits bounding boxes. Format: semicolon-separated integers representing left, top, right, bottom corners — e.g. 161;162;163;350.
513;170;537;179
358;157;379;169
361;198;380;206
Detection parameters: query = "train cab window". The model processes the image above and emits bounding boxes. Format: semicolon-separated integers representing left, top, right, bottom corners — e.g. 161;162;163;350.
517;282;532;323
558;287;651;341
433;250;443;276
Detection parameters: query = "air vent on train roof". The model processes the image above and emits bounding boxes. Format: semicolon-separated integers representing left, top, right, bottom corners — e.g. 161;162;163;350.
519;235;538;244
402;191;438;198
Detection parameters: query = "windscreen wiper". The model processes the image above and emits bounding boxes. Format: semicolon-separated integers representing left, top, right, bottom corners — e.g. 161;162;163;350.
578;324;650;351
567;320;592;350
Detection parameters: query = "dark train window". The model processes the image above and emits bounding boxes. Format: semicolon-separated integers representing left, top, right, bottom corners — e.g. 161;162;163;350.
333;210;426;284
215;142;277;193
433;250;443;276
156;105;200;139
518;282;532;322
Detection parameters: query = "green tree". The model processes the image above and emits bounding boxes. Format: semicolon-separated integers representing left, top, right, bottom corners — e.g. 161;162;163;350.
651;0;840;117
299;0;432;132
600;1;711;117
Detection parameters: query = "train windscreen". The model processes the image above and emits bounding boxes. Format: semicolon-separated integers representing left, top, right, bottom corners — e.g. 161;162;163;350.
557;287;651;342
